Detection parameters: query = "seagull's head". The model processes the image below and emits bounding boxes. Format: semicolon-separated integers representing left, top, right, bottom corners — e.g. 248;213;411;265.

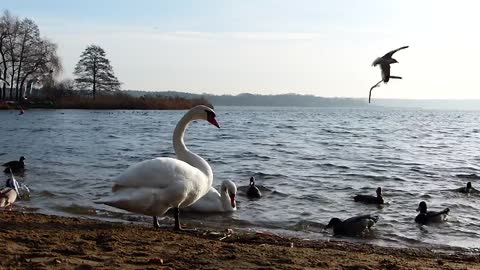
390;58;399;64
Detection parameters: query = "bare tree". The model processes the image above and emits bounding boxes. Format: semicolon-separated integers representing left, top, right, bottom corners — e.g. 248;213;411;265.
0;10;61;101
74;45;120;100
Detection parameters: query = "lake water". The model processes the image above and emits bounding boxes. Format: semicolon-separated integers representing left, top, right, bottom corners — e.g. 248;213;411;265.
1;106;480;251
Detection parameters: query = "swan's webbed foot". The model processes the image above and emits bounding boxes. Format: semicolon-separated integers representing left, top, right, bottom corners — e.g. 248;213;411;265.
173;207;196;232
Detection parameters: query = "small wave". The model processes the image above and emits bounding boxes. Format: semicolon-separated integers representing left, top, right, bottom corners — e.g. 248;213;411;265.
252;172;288;180
54;203;98;216
37;190;56;198
237;151;271;160
316;163;350;170
456;173;480;180
290;219;325;232
275;125;296;130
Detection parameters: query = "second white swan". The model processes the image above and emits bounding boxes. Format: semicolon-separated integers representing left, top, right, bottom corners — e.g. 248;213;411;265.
184;180;237;213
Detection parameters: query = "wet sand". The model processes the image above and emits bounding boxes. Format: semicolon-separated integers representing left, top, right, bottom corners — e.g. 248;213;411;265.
1;211;479;270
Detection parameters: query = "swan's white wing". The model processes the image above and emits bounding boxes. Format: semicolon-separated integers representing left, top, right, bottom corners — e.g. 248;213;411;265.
105;157;212;215
103;187;165;216
113;157;206;190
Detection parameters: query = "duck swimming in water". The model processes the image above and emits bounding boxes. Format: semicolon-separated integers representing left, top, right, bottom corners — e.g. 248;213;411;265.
325;214;379;237
455;182;480;194
2;156;25;174
246;176;261;198
415;201;449;225
353;187;384;205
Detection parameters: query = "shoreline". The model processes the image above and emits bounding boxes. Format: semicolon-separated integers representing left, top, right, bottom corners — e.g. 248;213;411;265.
1;211;479;269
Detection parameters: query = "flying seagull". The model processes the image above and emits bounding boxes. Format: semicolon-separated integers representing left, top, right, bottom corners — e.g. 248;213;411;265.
369;46;409;103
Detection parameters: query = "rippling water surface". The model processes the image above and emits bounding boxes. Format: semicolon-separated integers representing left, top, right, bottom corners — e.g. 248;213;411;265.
1;106;480;250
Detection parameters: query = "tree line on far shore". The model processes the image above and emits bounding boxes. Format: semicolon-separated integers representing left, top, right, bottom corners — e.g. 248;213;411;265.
0;10;211;109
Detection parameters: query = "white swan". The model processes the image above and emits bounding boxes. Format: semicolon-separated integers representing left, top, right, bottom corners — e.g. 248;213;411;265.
184;180;237;213
102;105;220;230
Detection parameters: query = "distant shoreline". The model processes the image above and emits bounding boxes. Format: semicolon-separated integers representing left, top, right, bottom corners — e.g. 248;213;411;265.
0;95;212;110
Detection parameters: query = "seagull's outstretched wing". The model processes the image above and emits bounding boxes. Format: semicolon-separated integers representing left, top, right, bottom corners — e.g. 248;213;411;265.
369;80;382;103
383;46;409;59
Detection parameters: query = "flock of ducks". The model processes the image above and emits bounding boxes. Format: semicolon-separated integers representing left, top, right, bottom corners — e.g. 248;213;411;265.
1;105;476;238
328;185;457;237
327;180;480;236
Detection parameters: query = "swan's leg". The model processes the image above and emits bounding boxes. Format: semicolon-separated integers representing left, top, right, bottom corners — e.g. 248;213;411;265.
173;208;196;231
153;216;161;228
173;207;182;231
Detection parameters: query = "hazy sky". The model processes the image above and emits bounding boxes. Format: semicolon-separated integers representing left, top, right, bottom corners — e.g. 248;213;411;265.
2;0;479;99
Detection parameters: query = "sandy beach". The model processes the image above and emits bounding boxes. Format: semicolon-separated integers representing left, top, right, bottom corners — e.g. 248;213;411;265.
0;211;478;270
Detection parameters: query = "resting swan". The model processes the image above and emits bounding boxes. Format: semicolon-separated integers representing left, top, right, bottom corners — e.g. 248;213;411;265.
184;180;237;213
102;105;220;230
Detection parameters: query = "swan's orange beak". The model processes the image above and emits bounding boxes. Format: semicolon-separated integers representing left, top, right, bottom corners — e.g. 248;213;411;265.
207;115;220;128
230;195;236;208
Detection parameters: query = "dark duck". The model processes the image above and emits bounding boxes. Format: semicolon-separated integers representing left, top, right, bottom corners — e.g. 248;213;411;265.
455;182;480;194
325;214;379;237
354;187;384;205
2;156;25;174
246;176;261;198
415;201;449;225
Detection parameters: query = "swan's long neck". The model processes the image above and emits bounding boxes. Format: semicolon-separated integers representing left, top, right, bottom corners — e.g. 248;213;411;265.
173;112;213;183
219;182;233;211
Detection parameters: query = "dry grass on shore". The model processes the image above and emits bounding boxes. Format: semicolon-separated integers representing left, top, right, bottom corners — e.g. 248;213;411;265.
52;94;211;110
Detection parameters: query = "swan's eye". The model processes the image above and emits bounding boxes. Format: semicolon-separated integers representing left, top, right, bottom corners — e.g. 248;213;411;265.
205;110;216;118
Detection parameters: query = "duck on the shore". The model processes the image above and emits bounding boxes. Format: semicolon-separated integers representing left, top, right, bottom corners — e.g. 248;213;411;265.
325;214;379;237
2;156;25;174
454;182;480;194
0;169;19;209
353;187;384;205
415;201;449;225
184;180;237;213
101;105;220;230
246;176;261;199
